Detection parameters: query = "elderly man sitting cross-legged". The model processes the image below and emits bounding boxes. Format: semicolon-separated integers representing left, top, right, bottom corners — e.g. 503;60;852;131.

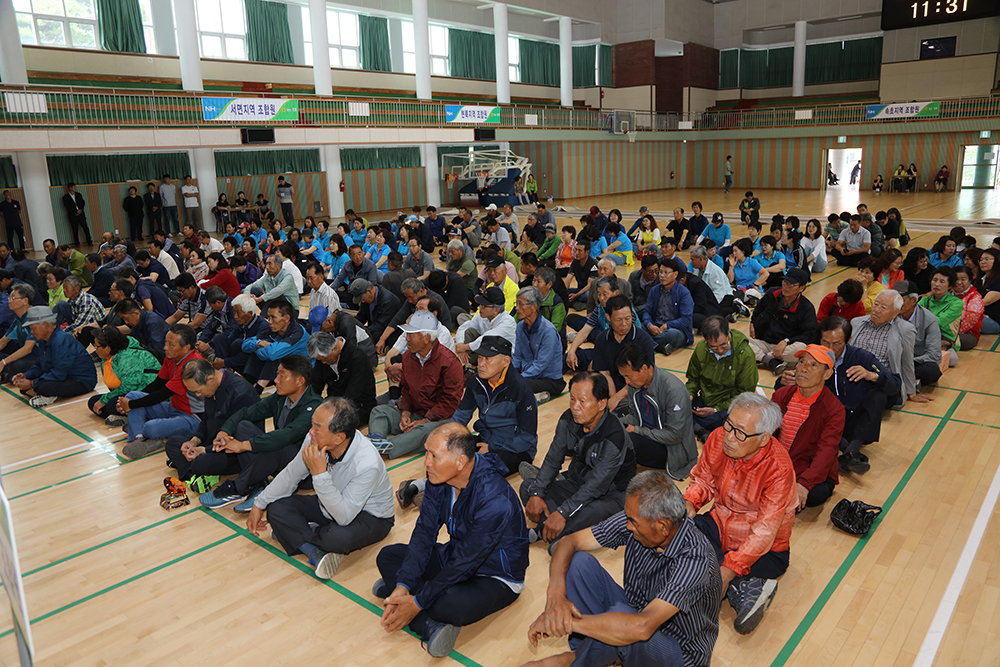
247;397;395;580
374;423;529;659
683;392;796;635
11;305;97;408
520;471;722;667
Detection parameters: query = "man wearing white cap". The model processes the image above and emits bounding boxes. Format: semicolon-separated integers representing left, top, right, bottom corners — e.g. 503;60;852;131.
368;311;465;458
11;305;96;408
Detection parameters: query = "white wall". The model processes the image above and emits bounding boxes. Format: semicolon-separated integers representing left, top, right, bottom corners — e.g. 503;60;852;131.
684;87;717;114
881;16;1000;63
582;85;654;111
879;53;998;102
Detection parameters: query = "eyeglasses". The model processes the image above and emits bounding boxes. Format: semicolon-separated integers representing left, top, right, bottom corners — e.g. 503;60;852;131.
723;419;763;442
707;338;731;353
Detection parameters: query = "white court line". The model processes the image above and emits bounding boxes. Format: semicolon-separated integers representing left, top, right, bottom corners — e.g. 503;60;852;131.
1;441;94;472
45;394;100;410
914;457;1000;667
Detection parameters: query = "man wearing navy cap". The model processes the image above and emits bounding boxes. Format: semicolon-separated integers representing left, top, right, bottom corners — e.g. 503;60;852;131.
748;267;817;375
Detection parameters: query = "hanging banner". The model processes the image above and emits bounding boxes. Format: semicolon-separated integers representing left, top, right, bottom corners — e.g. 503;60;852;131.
865;101;940;120
445;105;501;124
201;98;299;122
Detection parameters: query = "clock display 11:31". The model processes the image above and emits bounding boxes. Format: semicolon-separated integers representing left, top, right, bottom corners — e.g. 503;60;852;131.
912;0;967;17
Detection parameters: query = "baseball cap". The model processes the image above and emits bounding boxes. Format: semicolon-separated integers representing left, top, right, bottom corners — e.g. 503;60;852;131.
407;214;419;222
485;255;504;269
308;305;329;333
348;279;373;304
784;268;811;286
445;225;461;236
399;310;439;334
639;206;649;213
794;343;836;369
711;212;724;223
543;223;556;234
477;335;512;357
24;305;57;325
474;286;505;308
893;279;919;297
486;203;497;211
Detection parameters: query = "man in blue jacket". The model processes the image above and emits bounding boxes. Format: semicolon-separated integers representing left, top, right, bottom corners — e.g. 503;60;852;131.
375;423;529;658
513;286;566;403
11;306;97;408
242;298;310;389
643;258;694;356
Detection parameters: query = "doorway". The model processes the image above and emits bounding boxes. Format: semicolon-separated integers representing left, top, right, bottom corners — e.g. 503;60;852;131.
826;148;864;191
960;145;999;189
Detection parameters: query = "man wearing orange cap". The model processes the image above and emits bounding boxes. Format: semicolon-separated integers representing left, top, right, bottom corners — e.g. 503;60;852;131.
771;344;846;510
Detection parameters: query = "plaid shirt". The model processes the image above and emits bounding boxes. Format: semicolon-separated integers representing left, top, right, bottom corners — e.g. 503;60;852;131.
852;318;892;366
683;428;796;577
67;290;106;330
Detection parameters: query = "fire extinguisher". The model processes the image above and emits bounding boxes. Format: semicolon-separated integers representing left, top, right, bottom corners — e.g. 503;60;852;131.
339;180;345;193
670;170;675;180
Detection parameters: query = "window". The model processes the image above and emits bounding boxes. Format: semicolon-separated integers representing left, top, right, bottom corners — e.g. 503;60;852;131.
400;21;449;75
195;0;245;60
14;0;99;49
301;7;360;68
508;35;519;82
137;0;155;54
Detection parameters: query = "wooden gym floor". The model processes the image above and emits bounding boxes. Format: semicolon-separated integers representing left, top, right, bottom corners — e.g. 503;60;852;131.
1;187;1000;666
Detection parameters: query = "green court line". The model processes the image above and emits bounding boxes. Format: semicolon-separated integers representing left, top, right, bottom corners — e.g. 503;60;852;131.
768;390;967;666
199;508;485;667
992;335;1000;352
387;452;425;471
0;534;238;641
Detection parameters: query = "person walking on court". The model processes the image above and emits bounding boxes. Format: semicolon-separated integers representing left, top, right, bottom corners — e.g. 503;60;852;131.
277;176;295;226
724;155;734;194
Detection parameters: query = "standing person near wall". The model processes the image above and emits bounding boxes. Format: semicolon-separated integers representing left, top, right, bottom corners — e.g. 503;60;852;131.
61;183;94;248
160;175;179;235
181;176;201;229
144;183;162;237
277;176;295;226
0;191;26;252
724;155;734;194
123;186;145;242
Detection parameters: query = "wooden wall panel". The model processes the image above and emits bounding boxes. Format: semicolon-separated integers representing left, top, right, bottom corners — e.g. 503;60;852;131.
343;167;426;215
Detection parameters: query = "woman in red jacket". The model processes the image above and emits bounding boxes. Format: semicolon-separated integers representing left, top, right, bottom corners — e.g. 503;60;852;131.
197;252;241;298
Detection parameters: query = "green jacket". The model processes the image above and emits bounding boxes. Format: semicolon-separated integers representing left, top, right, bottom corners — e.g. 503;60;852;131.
537;234;559;261
62;249;93;287
539;287;566;332
221;386;323;452
99;338;160;404
919;292;963;347
685;329;759;411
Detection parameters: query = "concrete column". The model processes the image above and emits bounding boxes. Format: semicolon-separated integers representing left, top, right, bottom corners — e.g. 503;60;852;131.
172;0;203;91
150;0;177;56
792;20;807;98
493;4;510;104
388;18;405;73
309;0;332;96
421;143;441;208
322;144;346;219
18;152;57;248
0;0;28;85
193;148;219;231
413;0;432;100
288;6;306;67
559;17;573;108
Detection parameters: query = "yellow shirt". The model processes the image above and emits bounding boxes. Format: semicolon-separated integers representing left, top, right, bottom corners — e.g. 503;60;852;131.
862;280;884;314
488;277;519;313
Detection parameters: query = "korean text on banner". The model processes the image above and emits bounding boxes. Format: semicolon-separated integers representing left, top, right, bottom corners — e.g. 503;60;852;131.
865;101;940;120
202;98;300;122
445;105;501;124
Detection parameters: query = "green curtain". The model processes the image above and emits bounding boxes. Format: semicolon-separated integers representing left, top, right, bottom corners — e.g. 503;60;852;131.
340;147;421;171
359;15;392;72
739;49;768;89
805;41;845;85
766;46;794;88
0;157;16;189
47;153;191;187
244;0;294;64
96;0;146;54
719;49;739;89
842;37;883;81
572;45;596;87
519;39;559;86
214;149;321;177
449;28;496;81
598;44;612;87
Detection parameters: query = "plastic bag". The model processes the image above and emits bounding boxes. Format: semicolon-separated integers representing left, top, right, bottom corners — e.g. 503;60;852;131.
830;498;882;535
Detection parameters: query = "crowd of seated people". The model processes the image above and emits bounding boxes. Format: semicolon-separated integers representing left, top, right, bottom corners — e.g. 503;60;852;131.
3;197;998;665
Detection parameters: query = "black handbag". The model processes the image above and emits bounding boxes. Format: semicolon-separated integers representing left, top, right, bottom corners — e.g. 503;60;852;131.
830;499;882;535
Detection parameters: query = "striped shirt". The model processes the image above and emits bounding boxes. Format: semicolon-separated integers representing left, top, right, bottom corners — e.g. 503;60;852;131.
777;387;821;452
592;512;722;667
852;318;892;366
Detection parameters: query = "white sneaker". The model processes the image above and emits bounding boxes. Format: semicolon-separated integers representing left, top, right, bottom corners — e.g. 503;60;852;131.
533;391;551;403
29;395;57;408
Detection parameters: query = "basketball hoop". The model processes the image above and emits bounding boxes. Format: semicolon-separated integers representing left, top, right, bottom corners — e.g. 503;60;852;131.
627;131;637;144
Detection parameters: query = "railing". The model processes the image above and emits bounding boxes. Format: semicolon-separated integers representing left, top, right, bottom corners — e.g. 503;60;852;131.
1;84;999;132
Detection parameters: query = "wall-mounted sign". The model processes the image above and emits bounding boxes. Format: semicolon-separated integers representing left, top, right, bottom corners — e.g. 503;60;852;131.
445;105;501;124
202;98;299;122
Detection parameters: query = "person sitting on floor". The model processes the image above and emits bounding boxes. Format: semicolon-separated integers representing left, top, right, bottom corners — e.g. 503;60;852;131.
919;266;963;367
53;274;104;333
523;470;721;667
642;258;694;357
11;305;97;408
241;298;310;389
627;254;660;311
193;286;232;361
816;278;866;323
616;343;698;478
565;275;638;373
771;344;845;510
245;254;301;310
519;371;636;552
114;298;170;362
117;324;204;459
349;279;400;347
748;268;817;375
87;325;160;423
248;396;395;580
896;280;943;389
850;289;918;407
454;286;517;368
0;283;39;383
374;423;528;658
380;296;454;405
307;331;377;424
165;358;261;481
310;305;378;370
167;273;212;331
513;286;566;403
591;295;658;414
367;311;464;459
683;392;795;635
685;315;759;441
198;354;323;511
376;277;453;354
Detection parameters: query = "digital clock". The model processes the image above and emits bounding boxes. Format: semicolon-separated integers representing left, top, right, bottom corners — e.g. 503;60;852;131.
881;0;1000;30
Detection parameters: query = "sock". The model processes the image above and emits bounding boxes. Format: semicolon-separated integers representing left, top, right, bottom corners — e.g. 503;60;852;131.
299;542;319;562
761;354;774;365
388;385;402;400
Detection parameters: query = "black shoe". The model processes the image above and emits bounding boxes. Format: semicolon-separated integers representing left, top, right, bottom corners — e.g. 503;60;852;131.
656;343;673;356
839;451;870;474
767;358;788;376
396;479;419;509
